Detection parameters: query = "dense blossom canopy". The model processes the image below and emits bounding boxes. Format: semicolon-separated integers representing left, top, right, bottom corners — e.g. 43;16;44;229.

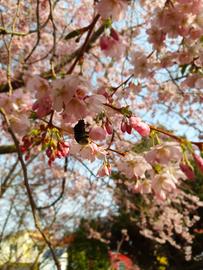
0;0;203;269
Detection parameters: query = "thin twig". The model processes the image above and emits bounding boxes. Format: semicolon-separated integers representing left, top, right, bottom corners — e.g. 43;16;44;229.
67;14;100;74
0;108;61;270
37;156;68;210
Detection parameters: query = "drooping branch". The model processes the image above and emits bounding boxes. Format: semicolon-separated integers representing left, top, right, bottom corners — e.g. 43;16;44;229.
0;18;108;93
0;108;61;270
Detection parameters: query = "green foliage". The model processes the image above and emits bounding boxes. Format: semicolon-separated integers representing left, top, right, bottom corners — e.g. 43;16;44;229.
67;229;110;270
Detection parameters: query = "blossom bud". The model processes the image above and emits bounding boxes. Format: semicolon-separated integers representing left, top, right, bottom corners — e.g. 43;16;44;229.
130;116;150;137
121;120;127;133
110;28;119;41
46;147;52;158
193;153;203;173
126;123;132;134
105;121;113;135
180;163;195;180
100;35;110;51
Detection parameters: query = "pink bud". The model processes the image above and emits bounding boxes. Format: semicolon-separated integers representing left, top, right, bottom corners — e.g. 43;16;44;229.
61;147;69;157
193;153;203;173
121;120;127;133
126;123;132;134
56;150;63;158
134;122;150;137
25;153;30;161
105;121;113;135
110;28;119;41
100;35;110;51
130;116;150;137
180;163;195;180
89;126;106;141
62;141;70;148
20;145;27;153
46;147;52;158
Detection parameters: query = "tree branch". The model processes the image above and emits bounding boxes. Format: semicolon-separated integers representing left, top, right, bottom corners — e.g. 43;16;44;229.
0;108;61;270
0;144;17;154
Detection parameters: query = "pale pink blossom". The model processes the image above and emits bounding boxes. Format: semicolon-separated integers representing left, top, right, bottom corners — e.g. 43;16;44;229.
152;171;178;200
26;76;50;99
117;153;152;179
70;142;107;162
145;142;182;165
84;94;106;116
96;0;128;21
132;179;152;194
32;95;52;117
147;26;166;50
0;93;16;114
131;51;154;78
51;75;91;112
9;115;30;136
52;78;75;111
89;126;107;141
97;162;111;177
100;29;125;60
62;98;87;123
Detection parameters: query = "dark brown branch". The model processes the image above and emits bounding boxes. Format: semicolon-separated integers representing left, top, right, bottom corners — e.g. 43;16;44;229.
0;18;108;93
0;144;17;154
0;108;61;270
67;14;100;74
24;0;41;62
37;156;68;210
0;159;18;198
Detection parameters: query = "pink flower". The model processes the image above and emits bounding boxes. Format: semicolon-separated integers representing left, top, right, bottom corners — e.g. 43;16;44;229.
97;162;111;177
152;170;178;200
130;117;150;137
26;76;52;117
62;98;87;123
132;179;152;194
193;153;203;173
147;26;166;50
26;76;50;99
84;94;106;116
70;142;107;162
96;0;128;21
145;142;182;165
51;75;90;112
89;126;107;141
131;51;153;78
100;29;125;60
9;115;30;136
117;153;152;179
32;95;52;117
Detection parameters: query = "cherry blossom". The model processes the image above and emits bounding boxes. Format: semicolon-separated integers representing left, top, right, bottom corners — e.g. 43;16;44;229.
145;142;182;165
117;153;152;179
95;0;128;21
0;1;203;268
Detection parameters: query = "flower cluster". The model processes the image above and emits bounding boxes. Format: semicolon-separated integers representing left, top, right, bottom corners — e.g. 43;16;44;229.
21;125;69;166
